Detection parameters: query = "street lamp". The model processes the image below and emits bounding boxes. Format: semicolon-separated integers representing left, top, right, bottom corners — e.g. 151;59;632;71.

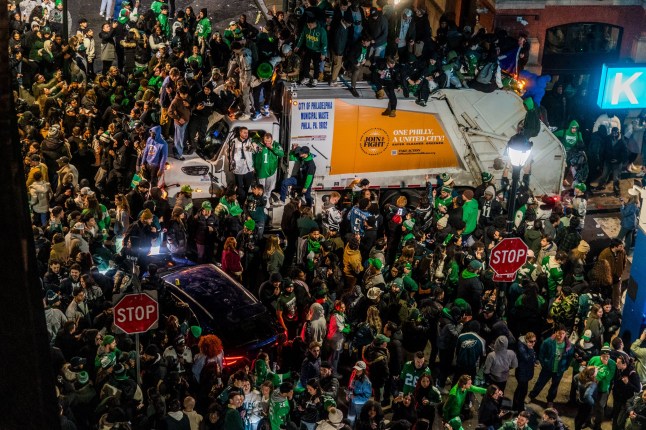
506;134;533;234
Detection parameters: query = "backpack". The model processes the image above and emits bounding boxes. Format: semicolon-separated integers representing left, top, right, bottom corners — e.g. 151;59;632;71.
476;62;496;85
353;322;375;348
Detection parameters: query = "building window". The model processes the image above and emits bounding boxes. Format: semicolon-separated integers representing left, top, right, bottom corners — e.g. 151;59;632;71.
545;23;622;55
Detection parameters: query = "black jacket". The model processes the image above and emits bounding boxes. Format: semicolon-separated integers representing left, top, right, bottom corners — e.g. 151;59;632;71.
329;21;350;55
613;364;642;404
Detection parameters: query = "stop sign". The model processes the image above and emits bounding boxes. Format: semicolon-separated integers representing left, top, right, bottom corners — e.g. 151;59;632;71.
489;237;528;276
113;293;159;334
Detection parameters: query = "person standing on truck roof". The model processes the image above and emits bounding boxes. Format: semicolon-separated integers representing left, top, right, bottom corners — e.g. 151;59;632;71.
229;127;255;204
252;132;284;202
295;15;327;87
343;34;372;97
230;41;254;120
276;144;316;207
375;56;401;117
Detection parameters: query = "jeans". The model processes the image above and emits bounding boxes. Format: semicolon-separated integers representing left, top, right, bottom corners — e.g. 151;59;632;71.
529;367;564;402
598;162;622;193
280;176;312;206
593;391;610;430
174;122;188;156
617;227;635;250
513;379;530;411
576;403;594;430
373;43;386;59
235;171;254;204
300;48;322;82
99;0;115;18
257;174;277;201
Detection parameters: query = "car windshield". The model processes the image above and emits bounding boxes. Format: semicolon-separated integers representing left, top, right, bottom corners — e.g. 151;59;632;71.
163;266;276;349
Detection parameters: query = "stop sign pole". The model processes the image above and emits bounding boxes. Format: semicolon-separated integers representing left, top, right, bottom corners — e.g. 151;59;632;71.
489;237;529;282
112;263;159;384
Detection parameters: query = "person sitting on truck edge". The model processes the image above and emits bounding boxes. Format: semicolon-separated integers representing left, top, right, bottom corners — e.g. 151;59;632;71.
276;144;316;207
252;132;284;202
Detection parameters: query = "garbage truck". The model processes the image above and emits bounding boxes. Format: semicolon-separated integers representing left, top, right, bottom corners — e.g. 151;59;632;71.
163;84;565;212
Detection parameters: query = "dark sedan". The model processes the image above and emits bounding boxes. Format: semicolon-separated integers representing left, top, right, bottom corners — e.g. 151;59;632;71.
161;264;281;365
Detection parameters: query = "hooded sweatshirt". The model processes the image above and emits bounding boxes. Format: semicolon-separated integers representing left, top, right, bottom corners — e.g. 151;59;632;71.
554;120;584;151
140;126;168;169
483;335;518;382
303;302;327;344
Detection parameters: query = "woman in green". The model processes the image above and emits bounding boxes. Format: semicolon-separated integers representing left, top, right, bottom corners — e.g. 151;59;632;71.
443;374;486;422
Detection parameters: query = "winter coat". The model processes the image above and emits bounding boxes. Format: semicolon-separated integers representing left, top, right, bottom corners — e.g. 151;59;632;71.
29;180;53;213
221;249;243;276
462;198;479;235
99;28;116;62
598;247;626;281
456;331;486;369
457;269;484;315
538;335;574;375
516;336;537;382
363;342;390;385
365;13;389;46
349;374;372;402
343;244;362;277
621;202;639;230
484;336;518;382
613;363;642;404
300;352;321;388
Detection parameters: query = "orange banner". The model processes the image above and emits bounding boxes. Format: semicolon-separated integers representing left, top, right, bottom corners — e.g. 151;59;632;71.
330;101;460;175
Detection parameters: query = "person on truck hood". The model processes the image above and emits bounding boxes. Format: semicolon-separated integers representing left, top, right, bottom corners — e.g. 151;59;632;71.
137;125;168;188
252;132;284;201
277;145;316;207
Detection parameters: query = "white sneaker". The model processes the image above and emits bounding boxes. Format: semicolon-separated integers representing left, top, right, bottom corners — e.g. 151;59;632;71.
262;105;270;117
239;113;250;120
298;79;308;86
272;200;286;207
311;79;318;87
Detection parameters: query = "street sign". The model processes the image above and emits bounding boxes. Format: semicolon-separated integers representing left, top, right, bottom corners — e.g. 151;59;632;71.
489;238;528;276
597;64;646;109
113;292;159;334
492;272;516;283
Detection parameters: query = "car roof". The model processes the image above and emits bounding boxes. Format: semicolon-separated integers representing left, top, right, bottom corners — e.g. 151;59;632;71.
161;264;260;319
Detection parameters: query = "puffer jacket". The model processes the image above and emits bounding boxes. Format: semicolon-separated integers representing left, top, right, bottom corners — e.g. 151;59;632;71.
29;180;53;213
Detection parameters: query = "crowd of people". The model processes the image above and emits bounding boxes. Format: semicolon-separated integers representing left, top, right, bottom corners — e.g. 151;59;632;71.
11;0;646;428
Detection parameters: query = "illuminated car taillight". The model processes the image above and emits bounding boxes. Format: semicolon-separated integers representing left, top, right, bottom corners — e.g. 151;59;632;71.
223;355;244;367
181;166;209;176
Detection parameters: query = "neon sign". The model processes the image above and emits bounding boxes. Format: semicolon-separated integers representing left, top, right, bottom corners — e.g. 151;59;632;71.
597;64;646;109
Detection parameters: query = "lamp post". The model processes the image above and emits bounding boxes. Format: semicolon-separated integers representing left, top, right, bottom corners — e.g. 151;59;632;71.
506;134;533;234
